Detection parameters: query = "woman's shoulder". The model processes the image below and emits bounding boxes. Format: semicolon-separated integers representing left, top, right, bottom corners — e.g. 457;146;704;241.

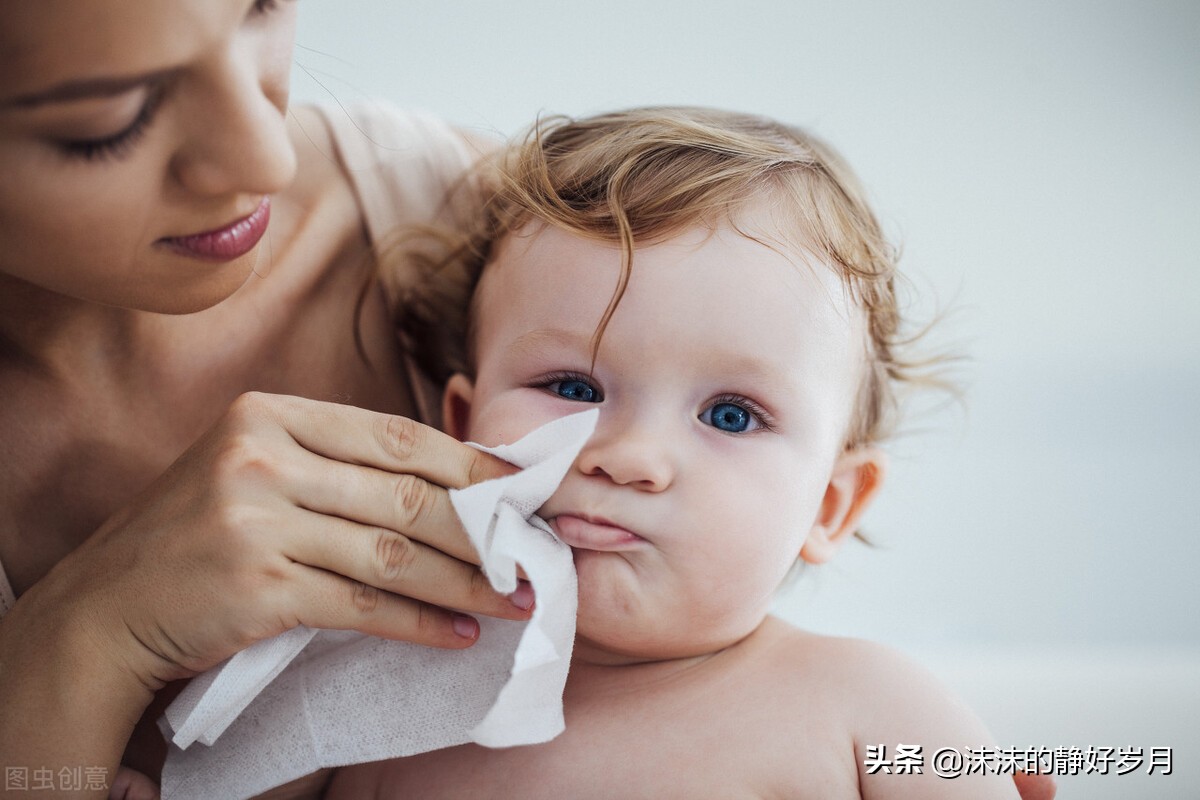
287;103;493;247
283;103;496;319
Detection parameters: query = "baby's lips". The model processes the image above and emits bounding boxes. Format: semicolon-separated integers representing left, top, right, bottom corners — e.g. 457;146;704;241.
550;514;646;550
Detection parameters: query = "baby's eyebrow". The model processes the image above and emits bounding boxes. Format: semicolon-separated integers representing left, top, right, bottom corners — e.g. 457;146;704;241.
507;328;592;359
701;350;798;392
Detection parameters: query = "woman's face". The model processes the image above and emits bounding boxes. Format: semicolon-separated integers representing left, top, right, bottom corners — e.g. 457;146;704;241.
0;0;299;314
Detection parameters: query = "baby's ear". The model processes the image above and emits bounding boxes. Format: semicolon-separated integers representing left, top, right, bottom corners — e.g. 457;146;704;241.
800;447;887;565
441;373;475;441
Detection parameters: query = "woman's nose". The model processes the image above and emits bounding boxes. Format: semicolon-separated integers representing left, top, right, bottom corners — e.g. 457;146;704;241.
575;415;676;492
170;48;296;198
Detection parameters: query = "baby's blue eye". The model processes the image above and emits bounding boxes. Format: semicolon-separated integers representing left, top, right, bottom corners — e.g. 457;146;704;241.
702;401;754;433
551;378;601;403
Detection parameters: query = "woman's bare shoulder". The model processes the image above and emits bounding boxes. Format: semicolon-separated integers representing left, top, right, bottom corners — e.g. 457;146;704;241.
282;105;353;212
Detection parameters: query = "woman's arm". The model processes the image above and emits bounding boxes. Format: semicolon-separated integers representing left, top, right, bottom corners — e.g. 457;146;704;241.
0;393;525;798
0;582;151;798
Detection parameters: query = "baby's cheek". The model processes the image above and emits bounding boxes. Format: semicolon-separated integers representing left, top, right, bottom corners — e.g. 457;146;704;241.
754;462;829;536
468;391;577;447
467;400;536;447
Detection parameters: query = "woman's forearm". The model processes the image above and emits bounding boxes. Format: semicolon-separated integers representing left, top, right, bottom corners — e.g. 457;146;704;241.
0;581;153;798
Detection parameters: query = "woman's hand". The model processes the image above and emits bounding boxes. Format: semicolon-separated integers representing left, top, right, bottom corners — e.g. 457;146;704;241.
0;391;525;793
63;391;527;690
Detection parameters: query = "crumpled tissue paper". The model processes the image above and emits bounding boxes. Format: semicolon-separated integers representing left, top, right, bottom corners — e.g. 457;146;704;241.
158;409;597;799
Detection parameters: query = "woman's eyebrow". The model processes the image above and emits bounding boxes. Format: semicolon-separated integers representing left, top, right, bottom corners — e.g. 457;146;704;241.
4;68;170;108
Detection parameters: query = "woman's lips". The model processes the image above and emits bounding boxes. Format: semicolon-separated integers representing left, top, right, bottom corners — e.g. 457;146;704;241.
550;514;645;551
159;196;271;261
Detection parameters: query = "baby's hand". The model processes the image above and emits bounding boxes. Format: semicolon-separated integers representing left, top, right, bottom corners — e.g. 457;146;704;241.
109;766;159;800
1013;771;1056;800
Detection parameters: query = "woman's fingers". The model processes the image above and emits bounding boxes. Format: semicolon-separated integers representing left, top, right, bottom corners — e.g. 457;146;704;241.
235;392;514;489
294;564;483;648
283;509;534;620
73;392;532;688
286;449;483;566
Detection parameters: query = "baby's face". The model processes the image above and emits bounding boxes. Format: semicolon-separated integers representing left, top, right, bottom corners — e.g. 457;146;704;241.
444;219;876;663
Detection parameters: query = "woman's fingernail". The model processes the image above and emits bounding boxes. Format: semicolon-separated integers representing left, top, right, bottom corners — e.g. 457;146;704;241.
510;580;535;611
453;613;479;639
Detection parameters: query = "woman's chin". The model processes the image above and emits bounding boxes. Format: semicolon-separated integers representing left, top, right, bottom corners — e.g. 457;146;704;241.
121;252;261;315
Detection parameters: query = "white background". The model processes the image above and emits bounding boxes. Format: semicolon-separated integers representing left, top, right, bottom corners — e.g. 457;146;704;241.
291;2;1199;796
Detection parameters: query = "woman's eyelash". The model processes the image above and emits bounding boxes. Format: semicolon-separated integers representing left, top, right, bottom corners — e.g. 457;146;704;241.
60;88;166;163
58;0;287;163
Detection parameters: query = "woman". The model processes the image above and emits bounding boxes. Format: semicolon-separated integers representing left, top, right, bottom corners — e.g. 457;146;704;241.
0;1;531;796
0;3;1054;798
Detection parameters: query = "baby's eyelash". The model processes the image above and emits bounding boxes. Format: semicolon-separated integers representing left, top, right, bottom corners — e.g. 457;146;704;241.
60;88;166;163
710;393;776;432
252;0;295;15
534;371;593;386
533;371;604;401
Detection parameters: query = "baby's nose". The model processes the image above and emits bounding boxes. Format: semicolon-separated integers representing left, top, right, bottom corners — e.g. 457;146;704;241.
575;422;675;492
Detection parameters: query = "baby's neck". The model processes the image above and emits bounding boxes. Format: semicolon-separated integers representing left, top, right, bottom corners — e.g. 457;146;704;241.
564;619;774;704
564;652;716;709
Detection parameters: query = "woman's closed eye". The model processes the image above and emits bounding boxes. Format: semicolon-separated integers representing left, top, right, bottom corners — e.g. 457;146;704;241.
538;373;603;403
59;87;166;162
699;395;773;434
56;0;290;163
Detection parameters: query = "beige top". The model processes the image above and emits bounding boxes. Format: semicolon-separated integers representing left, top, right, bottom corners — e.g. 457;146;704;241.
0;103;479;620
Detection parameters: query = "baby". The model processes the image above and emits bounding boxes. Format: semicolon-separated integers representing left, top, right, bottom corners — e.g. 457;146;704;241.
329;107;1021;799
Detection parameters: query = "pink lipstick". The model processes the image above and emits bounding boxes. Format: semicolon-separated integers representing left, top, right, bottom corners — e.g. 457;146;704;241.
159;196;271;261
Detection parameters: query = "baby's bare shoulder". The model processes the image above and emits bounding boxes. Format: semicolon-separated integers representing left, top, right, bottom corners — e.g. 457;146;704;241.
751;619;986;743
749;620;1020;799
751;617;940;689
746;616;915;695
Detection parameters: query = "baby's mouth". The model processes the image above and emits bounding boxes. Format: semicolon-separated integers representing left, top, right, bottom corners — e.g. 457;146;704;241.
549;514;646;551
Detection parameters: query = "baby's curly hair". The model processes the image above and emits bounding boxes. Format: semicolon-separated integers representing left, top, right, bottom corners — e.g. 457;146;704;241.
391;106;937;450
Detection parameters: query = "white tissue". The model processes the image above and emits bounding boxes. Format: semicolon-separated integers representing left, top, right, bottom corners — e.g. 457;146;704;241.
159;409;597;800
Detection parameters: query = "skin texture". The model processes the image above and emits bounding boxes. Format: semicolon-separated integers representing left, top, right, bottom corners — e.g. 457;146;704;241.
0;2;523;797
328;222;1022;799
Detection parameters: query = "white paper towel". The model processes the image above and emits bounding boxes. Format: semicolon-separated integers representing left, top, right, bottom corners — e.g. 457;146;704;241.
159;409;598;800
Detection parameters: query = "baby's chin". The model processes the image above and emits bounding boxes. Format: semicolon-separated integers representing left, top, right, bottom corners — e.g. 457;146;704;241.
571;577;767;665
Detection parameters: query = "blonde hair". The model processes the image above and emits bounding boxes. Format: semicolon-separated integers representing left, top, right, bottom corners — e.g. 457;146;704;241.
395;106;933;449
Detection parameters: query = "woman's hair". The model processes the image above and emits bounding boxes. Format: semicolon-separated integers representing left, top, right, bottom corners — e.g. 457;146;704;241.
393;105;938;449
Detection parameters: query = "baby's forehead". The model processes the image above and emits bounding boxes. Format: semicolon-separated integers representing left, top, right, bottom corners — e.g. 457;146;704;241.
474;220;868;372
478;217;866;322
